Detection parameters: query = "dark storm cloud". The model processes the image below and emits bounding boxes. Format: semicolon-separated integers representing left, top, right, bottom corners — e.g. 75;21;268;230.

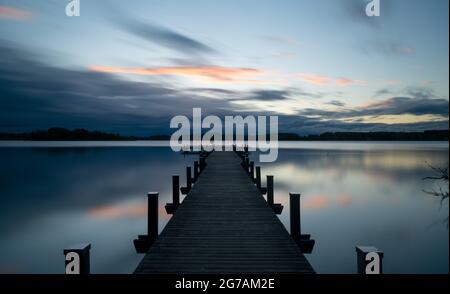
0;44;230;135
116;18;216;56
0;43;447;136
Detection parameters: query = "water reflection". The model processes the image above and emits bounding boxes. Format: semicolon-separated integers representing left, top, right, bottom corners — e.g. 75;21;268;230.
0;143;448;274
252;145;448;273
0;147;194;273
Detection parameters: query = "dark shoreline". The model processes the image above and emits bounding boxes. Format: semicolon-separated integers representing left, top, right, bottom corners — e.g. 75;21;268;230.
0;128;448;141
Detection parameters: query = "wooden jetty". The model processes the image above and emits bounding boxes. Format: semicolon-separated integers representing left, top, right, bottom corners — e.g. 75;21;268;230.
133;151;315;274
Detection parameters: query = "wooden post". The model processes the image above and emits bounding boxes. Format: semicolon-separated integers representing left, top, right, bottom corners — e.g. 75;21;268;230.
194;161;199;181
147;192;158;239
64;243;91;274
289;193;300;238
289;192;314;253
134;192;159;253
255;166;261;189
267;175;274;206
166;176;180;214
356;246;384;274
181;166;192;194
249;161;255;181
172;175;180;205
200;157;206;172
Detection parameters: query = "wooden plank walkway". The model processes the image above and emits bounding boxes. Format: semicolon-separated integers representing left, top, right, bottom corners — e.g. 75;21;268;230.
134;151;315;274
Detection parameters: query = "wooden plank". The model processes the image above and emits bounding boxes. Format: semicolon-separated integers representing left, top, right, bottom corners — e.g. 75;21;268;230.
134;152;315;274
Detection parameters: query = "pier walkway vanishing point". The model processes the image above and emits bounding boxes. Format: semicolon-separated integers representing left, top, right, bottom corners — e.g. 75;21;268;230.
134;151;315;274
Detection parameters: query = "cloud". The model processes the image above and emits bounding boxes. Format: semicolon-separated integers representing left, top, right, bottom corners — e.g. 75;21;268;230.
362;41;414;56
299;73;366;87
405;86;435;99
0;44;238;134
90;65;266;84
326;100;346;107
261;36;300;46
387;80;400;85
335;78;367;86
301;96;449;119
373;87;394;98
116;18;215;55
298;73;330;85
244;90;291;101
278;114;448;136
0;42;448;136
0;6;32;21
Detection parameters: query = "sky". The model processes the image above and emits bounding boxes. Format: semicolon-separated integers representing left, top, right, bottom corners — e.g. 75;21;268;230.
0;0;448;135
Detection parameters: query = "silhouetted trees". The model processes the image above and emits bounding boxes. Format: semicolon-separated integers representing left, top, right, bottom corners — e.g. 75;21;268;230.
278;130;449;141
0;128;448;141
0;128;127;141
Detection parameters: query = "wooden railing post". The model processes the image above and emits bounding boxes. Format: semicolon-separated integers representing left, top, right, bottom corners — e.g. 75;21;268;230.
173;175;180;205
181;166;192;195
165;176;180;214
134;192;159;253
199;157;206;172
289;192;315;253
265;175;283;214
147;192;158;239
249;161;255;181
267;175;274;205
194;161;199;181
255;166;261;190
289;192;301;237
64;243;91;274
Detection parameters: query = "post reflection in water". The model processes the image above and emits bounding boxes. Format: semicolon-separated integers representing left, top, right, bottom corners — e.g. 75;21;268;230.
0;142;448;274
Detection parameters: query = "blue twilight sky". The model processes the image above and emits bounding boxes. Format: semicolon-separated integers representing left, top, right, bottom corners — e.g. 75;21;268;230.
0;0;448;135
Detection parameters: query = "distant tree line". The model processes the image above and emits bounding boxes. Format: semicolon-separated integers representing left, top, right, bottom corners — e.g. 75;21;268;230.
0;128;448;141
278;130;449;141
0;128;130;141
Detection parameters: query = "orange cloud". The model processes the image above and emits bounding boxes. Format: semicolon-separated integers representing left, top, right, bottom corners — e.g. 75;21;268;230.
0;6;32;21
90;65;266;83
299;73;366;87
303;195;329;210
422;80;433;85
335;78;367;86
298;73;330;85
387;80;400;85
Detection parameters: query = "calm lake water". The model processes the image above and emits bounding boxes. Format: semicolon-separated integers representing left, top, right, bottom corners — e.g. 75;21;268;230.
0;141;448;274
